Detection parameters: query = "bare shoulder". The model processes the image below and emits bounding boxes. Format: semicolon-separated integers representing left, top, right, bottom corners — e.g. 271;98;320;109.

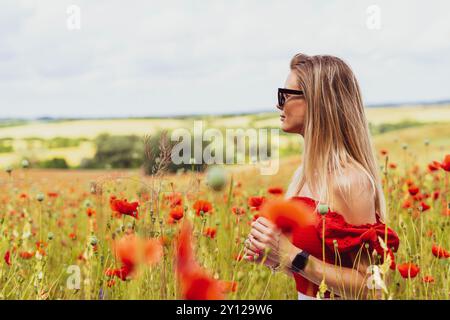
330;164;377;225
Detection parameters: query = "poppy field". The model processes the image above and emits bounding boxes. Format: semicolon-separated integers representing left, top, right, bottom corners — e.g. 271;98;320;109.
0;148;449;300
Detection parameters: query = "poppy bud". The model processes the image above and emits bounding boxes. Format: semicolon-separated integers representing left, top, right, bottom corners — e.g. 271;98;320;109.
21;159;29;169
90;236;98;246
318;204;329;215
206;166;228;191
36;193;44;202
47;232;54;240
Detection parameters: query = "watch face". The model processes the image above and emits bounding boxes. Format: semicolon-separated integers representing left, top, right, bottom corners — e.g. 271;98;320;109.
292;251;309;272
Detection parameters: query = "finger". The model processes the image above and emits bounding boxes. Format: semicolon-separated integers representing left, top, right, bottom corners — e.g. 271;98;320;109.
252;221;278;238
249;234;266;251
255;216;275;228
244;246;259;257
244;238;261;255
250;228;270;244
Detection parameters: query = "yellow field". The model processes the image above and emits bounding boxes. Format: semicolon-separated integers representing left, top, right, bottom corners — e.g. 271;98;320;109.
0;104;449;167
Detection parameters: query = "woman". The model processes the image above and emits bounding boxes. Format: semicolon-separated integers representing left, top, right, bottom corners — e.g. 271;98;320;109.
243;53;400;300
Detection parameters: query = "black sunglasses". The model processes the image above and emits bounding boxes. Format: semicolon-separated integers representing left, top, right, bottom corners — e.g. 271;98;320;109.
277;88;304;110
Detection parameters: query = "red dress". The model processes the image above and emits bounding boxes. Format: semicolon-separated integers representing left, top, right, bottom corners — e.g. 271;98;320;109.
290;196;400;298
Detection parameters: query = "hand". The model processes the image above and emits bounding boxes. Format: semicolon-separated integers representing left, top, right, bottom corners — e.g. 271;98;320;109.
244;217;297;269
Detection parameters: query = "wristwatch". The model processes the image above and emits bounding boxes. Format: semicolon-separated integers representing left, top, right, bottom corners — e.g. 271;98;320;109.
290;250;310;273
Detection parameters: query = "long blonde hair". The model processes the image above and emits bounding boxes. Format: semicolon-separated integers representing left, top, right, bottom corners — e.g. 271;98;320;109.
290;53;386;220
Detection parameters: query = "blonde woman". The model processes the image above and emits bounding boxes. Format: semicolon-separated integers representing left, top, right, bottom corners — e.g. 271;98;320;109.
243;53;400;300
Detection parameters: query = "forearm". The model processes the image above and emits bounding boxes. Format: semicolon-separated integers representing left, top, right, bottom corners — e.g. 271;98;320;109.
284;247;381;299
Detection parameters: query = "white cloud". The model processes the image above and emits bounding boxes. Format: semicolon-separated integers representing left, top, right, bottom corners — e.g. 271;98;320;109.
0;0;449;118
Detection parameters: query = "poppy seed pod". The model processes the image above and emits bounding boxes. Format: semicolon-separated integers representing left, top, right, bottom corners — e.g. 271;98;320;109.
206;166;227;191
318;204;329;215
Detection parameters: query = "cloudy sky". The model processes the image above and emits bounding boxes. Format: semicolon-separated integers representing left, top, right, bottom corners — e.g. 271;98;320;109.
1;0;449;118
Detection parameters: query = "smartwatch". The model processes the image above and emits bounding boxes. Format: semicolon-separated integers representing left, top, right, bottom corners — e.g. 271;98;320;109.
291;250;310;273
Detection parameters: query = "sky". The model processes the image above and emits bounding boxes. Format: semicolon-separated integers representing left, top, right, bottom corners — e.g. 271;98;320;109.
1;0;449;118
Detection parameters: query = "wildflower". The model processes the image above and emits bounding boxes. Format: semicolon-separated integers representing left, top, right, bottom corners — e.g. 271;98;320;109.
397;263;420;279
247;196;266;211
193;200;213;216
427;161;441;172
432;244;450;258
267;187;284;195
109;196;139;219
86;207;96;217
4;250;11;266
106;234;163;281
422;275;434;283
419;201;430;212
260;198;315;234
408;185;419;196
440;154;450;172
380;149;388;156
388;163;397;169
19;251;34;259
203;227;217;239
165;192;183;208
169;205;184;223
175;221;224;300
231;206;246;216
432;190;440;201
402;199;412;209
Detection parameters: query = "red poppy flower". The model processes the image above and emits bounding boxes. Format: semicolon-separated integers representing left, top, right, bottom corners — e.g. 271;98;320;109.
428;161;441;172
19;251;35;259
105;263;133;281
440;154;450;172
86;207;96;217
181;269;225;300
109;196;139;219
247;196;266;211
169;206;184;222
175;221;224;300
47;192;58;198
267;187;284;195
165;192;183;208
388;162;397;169
397;263;420;279
432;244;450;258
231;206;246;216
419;201;430;212
193;200;213;216
380;149;388;156
402;199;412;209
203;227;217;239
422;275;434;283
260;198;316;234
4;250;11;266
106;234;163;281
432;190;440;200
408;185;419;196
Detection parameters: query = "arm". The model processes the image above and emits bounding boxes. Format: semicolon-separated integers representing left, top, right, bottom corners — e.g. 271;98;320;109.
244;168;384;299
245;218;380;299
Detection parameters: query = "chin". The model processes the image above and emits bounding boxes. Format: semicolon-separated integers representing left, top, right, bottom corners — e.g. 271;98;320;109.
281;122;302;134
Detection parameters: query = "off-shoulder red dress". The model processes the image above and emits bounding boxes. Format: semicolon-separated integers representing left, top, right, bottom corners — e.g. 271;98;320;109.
290;196;400;298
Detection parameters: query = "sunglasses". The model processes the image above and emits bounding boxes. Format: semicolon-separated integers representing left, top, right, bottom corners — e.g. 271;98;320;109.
277;88;304;110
